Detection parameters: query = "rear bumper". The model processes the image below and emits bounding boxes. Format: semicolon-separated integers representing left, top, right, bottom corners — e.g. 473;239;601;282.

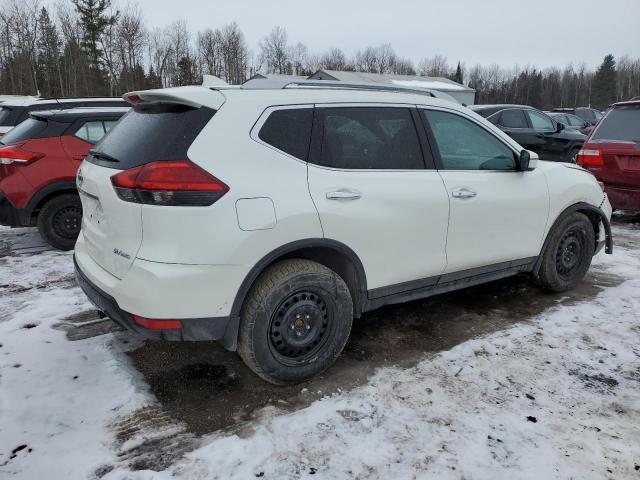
74;254;239;349
0;193;30;227
604;184;640;211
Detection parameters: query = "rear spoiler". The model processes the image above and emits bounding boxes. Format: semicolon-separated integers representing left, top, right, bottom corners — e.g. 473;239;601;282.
123;86;226;110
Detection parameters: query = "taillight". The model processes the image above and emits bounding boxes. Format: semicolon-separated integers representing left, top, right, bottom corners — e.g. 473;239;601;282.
576;149;603;167
110;160;229;206
0;144;44;165
124;94;142;105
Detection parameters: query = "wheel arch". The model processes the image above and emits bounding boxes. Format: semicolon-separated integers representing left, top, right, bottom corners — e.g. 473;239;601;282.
533;201;612;275
229;238;368;335
25;181;78;224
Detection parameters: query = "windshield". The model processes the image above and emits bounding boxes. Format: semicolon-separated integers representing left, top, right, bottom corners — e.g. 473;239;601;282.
592;106;640;143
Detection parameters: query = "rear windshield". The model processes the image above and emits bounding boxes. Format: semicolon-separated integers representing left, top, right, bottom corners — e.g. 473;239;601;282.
88;103;216;169
0;117;68;145
0;107;13;126
592;106;640;143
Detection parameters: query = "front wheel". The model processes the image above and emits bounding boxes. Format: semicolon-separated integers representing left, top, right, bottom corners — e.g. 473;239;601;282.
238;259;353;385
37;193;82;250
535;212;595;292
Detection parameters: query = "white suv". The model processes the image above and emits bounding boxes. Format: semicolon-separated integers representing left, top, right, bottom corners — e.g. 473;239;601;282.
74;81;613;384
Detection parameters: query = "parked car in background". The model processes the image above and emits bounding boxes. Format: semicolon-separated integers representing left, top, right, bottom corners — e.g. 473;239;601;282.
547;111;593;136
74;84;612;385
470;104;586;162
577;99;640;211
551;107;603;126
0;107;128;249
0;97;129;137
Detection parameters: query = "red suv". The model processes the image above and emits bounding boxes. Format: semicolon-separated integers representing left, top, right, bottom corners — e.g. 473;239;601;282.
577;100;640;211
0;107;128;249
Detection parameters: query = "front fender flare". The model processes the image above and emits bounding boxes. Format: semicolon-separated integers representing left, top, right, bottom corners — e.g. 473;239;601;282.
533;202;613;275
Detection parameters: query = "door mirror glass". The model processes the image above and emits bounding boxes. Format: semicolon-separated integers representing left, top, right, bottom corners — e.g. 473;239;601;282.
519;150;531;170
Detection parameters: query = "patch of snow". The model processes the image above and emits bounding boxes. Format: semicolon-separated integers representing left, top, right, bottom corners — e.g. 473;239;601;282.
391;79;467;91
105;233;640;479
1;225;639;479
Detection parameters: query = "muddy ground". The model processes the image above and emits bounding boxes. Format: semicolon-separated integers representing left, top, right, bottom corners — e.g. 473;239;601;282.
123;214;639;438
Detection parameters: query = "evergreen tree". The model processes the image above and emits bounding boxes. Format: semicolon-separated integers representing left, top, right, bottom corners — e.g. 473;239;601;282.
591;54;617;109
36;8;62;97
176;56;195;86
72;0;119;72
451;61;463;84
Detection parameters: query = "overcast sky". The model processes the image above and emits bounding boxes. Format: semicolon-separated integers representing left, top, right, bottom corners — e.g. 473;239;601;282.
134;0;640;69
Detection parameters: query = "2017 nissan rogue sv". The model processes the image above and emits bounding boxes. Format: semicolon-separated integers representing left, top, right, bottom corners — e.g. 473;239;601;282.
74;81;613;384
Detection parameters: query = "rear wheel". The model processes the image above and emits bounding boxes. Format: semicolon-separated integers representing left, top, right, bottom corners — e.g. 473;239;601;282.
37;194;82;251
238;259;353;385
535;212;595;292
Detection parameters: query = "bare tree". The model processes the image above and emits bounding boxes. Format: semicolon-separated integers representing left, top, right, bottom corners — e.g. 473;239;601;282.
259;26;289;74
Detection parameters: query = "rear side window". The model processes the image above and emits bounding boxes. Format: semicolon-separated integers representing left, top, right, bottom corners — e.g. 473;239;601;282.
316;107;424;169
89;103;215;169
423;109;516;171
0;117;67;144
258;108;312;160
499;109;528;128
75;121;110;144
592;106;640;142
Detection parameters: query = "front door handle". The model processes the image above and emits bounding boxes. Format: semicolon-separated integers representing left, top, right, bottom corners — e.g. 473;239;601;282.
451;188;477;199
326;189;361;200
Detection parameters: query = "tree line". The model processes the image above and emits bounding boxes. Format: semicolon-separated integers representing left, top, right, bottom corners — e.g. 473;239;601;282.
1;0;638;110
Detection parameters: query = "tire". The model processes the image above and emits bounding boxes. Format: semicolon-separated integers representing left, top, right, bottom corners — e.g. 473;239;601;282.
238;259;353;385
567;147;580;164
37;194;82;251
535;212;595;292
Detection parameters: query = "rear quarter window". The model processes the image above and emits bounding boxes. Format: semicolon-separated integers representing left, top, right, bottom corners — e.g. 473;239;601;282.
88;103;216;169
258;108;313;160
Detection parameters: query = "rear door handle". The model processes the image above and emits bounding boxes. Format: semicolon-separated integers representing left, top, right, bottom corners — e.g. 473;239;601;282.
326;189;361;200
73;155;86;161
451;188;477;199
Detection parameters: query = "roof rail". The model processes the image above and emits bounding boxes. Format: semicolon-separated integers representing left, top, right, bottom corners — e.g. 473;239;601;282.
238;78;462;104
242;78;433;97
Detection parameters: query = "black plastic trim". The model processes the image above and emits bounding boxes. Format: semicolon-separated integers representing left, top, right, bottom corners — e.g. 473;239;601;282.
230;238;368;319
74;255;237;348
533;202;613;275
367;257;537;310
24;181;78;222
0;192;26;227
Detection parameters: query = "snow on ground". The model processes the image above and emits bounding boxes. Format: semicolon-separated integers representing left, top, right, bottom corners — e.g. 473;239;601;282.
1;223;640;479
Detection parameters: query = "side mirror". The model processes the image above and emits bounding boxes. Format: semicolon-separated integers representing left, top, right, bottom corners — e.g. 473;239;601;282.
518;149;538;171
555;121;565;133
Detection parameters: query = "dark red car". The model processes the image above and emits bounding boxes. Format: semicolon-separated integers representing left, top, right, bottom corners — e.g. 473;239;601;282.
577;100;640;211
0;107;128;249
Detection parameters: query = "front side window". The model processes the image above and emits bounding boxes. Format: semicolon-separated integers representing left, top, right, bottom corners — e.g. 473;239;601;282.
317;107;423;169
258;108;313;160
423;109;516;171
577;108;596;122
499;109;528;128
527;110;555;131
594;110;603;120
75;121;107;144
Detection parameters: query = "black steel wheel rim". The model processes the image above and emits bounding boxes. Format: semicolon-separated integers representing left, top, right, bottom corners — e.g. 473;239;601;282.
556;229;584;279
52;206;82;239
269;290;331;365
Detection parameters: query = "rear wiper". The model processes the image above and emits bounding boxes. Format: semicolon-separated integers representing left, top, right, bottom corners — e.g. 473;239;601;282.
89;149;119;163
